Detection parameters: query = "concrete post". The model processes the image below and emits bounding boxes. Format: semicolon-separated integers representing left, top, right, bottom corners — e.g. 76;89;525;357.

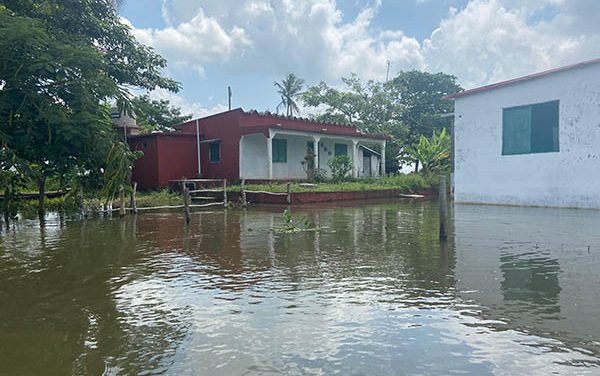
267;131;274;180
380;140;386;176
352;140;359;178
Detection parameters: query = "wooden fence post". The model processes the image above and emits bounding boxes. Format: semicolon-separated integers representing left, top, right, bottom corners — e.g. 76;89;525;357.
119;185;126;217
130;182;137;214
223;179;228;207
183;184;191;225
241;179;247;206
439;175;448;241
286;182;292;205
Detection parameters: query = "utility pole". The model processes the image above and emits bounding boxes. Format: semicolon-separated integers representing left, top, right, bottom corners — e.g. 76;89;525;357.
385;60;391;83
228;86;232;110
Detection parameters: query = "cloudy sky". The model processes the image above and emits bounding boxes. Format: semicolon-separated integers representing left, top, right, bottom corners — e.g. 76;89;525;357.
119;0;600;118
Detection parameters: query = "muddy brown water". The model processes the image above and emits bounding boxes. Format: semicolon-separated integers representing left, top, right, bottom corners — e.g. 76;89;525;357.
1;201;600;375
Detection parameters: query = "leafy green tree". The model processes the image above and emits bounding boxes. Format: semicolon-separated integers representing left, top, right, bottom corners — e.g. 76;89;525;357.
303;71;461;173
399;128;451;175
131;94;193;133
0;0;179;216
274;73;305;116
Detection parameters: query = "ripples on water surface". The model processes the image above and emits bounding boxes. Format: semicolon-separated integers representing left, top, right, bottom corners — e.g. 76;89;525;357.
1;201;600;375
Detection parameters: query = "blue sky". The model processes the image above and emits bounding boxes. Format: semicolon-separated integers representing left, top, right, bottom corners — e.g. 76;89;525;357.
119;0;600;118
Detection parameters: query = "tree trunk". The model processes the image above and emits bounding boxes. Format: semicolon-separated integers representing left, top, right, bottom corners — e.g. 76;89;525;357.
414;160;420;173
37;176;46;218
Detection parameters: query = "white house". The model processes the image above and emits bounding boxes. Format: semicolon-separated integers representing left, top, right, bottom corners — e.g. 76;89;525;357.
447;58;600;209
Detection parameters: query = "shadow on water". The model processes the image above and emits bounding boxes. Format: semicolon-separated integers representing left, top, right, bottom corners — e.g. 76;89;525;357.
1;201;600;374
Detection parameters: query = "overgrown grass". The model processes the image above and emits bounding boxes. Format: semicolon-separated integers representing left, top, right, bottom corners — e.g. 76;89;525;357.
135;190;182;207
231;173;440;193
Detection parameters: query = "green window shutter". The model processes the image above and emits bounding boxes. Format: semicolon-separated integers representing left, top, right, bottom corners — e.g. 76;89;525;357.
531;100;559;153
272;139;287;163
209;142;220;162
334;143;348;156
502;100;559;155
503;106;532;155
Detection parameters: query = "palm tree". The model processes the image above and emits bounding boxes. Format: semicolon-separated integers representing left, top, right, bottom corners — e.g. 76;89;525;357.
274;73;305;116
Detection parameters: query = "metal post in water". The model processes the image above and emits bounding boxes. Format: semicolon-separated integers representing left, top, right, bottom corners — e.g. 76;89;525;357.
439;175;448;241
286;182;292;205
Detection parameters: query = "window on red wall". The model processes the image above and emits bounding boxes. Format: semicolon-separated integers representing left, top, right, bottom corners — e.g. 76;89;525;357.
209;142;221;163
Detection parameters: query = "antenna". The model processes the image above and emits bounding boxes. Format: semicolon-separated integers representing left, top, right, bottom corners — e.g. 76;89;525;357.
385;60;391;83
228;86;232;110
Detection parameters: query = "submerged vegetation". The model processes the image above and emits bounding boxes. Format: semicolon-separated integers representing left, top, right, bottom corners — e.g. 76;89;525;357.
273;209;316;234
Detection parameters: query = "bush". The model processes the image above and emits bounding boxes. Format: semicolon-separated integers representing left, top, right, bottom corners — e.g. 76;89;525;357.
328;156;353;182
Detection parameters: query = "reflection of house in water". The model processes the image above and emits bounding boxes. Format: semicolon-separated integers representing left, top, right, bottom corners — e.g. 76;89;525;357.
453;204;600;350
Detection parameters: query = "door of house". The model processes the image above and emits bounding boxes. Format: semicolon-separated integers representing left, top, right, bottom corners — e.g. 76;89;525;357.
363;154;372;177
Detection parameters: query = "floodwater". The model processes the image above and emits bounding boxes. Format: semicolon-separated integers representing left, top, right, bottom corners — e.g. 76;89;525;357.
1;201;600;375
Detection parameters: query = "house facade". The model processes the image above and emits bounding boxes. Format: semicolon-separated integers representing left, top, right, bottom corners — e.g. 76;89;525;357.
129;109;388;189
447;58;600;209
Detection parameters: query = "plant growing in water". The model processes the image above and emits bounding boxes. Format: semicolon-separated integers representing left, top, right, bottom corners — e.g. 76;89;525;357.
275;209;316;233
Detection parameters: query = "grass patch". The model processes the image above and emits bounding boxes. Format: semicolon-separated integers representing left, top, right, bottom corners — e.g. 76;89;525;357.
231;174;439;194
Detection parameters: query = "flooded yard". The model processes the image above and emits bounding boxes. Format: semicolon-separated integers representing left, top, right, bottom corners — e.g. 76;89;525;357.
1;201;600;375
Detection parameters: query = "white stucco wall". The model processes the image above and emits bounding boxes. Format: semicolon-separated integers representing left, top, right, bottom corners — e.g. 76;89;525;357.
272;135;311;179
240;134;268;179
454;63;600;208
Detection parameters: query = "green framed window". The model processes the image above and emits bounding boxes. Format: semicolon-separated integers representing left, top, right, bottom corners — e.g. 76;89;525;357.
502;100;559;155
209;142;220;163
334;143;348;156
272;139;287;163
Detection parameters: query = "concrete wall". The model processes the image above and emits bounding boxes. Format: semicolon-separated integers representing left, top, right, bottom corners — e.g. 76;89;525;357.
240;134;268;179
454;63;600;208
272;135;311;179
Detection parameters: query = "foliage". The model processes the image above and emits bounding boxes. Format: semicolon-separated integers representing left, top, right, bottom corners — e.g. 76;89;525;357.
274;73;305;116
275;209;315;234
135;189;182;207
0;0;179;216
132;94;192;133
302;71;461;172
399;128;451;175
328;156;353;182
101;142;143;203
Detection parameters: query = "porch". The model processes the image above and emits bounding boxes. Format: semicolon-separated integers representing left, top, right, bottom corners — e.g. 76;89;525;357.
239;129;386;180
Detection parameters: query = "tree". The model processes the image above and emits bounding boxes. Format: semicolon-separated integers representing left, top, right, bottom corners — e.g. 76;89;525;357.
302;71;462;173
132;94;193;133
0;0;179;217
303;74;404;172
399;128;451;175
274;73;305;116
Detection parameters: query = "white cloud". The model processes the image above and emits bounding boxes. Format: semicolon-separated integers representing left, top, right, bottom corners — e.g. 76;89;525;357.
147;88;229;118
125;0;600;91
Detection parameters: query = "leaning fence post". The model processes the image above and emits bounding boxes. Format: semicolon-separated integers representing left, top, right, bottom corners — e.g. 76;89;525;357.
241;179;247;206
183;184;191;225
439;175;448;241
223;179;228;207
286;182;292;205
119;185;126;217
130;182;137;214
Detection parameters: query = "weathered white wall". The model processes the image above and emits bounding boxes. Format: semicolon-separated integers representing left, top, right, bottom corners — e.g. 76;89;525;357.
240;134;268;179
272;135;311;179
454;64;600;208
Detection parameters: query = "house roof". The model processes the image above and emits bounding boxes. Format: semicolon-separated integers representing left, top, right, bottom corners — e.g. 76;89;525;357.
444;57;600;100
245;123;389;141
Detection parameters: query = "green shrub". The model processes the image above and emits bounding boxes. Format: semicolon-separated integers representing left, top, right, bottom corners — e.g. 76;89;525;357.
328;156;353;182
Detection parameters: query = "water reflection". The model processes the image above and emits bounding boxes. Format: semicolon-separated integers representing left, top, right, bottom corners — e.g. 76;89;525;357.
1;202;599;374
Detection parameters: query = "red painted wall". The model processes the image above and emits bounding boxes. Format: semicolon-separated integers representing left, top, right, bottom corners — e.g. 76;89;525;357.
176;109;243;181
130;135;159;190
156;135;199;187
